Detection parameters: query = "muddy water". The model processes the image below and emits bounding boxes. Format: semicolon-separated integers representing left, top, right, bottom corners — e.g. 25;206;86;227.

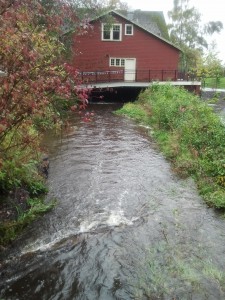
1;104;225;300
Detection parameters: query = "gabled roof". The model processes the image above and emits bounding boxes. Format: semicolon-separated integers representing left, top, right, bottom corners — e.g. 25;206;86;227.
90;10;181;52
118;10;169;40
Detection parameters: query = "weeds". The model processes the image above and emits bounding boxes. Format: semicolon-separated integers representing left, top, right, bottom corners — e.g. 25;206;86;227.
0;198;56;247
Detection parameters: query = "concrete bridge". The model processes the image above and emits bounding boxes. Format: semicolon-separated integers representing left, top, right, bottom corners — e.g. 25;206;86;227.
78;69;201;94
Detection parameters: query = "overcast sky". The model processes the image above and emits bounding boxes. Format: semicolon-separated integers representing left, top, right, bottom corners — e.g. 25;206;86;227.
125;0;225;63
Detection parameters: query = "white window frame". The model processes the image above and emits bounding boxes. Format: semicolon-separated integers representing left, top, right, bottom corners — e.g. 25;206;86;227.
110;58;125;67
102;23;122;41
125;24;133;35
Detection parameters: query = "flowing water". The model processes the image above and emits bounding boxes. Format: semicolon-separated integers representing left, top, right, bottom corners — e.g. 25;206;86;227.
1;104;225;300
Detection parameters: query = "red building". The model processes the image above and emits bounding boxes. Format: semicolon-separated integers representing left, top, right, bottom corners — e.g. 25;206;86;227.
73;10;181;83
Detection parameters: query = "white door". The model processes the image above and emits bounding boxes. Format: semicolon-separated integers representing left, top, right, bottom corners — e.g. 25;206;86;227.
124;58;136;81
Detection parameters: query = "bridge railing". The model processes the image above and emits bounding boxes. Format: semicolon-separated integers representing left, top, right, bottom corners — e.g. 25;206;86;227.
78;69;198;84
79;70;124;83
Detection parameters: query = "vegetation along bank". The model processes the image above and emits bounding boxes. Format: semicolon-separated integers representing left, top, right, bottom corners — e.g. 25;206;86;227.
116;84;225;209
0;0;88;249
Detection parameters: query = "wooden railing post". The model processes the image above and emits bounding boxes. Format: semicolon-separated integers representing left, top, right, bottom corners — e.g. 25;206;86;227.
108;71;111;82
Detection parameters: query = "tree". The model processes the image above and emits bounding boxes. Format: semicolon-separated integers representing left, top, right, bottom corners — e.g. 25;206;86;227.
64;0;128;27
168;0;223;71
195;42;225;87
0;0;89;191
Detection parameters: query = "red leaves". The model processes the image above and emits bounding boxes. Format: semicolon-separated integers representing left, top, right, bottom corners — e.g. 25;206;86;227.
3;80;9;92
70;105;77;112
80;111;95;123
0;0;91;148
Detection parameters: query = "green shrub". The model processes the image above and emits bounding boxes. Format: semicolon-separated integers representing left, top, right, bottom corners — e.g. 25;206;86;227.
0;156;45;194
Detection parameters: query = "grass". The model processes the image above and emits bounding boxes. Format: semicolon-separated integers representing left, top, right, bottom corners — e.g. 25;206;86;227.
0;197;56;247
202;77;225;89
116;84;225;209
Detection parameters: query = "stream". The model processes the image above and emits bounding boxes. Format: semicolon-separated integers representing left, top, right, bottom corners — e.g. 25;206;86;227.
1;103;225;299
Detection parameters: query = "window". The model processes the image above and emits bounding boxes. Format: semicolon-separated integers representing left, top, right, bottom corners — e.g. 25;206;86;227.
116;59;120;66
110;58;125;67
110;58;115;66
102;23;122;41
125;24;133;35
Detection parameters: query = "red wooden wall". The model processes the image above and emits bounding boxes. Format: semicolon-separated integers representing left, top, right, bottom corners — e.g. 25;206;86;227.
73;14;180;81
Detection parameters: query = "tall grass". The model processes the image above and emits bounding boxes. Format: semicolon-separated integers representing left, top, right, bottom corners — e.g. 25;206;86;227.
116;84;225;208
